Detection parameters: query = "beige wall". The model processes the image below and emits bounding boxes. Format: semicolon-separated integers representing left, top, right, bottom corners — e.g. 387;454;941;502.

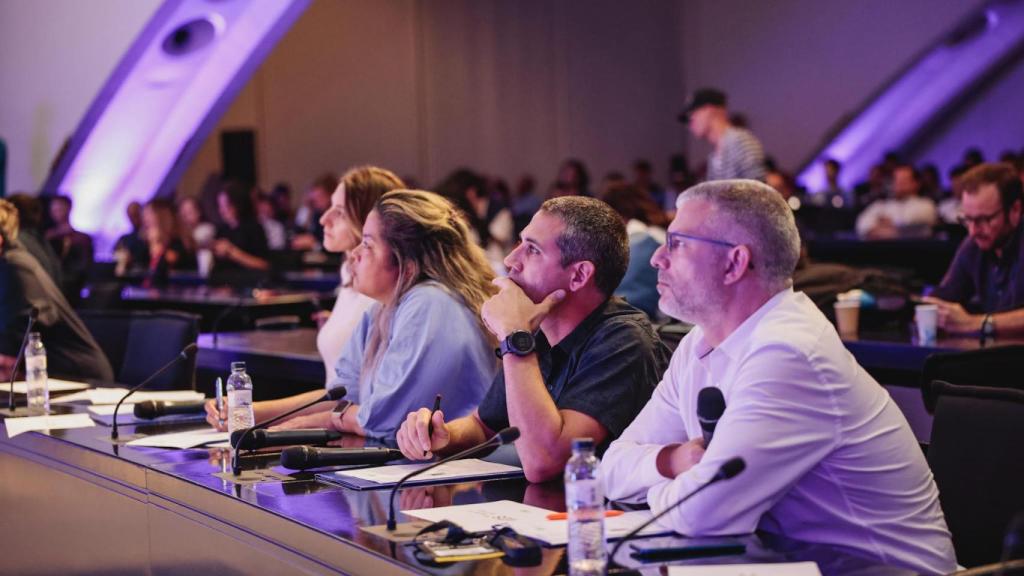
177;0;687;198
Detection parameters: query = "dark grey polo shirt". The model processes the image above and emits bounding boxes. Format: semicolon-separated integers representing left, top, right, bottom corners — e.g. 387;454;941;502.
932;224;1024;314
477;297;670;456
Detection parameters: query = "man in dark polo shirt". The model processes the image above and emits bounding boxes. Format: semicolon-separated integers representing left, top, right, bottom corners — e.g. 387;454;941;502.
924;162;1024;337
396;196;670;482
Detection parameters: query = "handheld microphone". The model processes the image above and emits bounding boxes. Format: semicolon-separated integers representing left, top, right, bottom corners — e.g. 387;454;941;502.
5;307;39;415
280;446;404;469
132;399;207;419
231;386;347;475
608;457;746;566
229;428;342;450
697;387;726;447
387;426;520;530
111;343;198;439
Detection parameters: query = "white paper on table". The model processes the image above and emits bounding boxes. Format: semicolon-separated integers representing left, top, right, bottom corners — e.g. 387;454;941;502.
8;379;91;395
669;562;821;576
87;404;135;416
83;388;205;405
402;500;671;546
4;413;96;438
125;428;228;448
340;459;519;485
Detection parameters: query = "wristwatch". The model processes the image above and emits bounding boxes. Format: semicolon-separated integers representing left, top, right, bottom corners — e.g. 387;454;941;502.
981;314;996;339
330;399;352;431
496;330;536;358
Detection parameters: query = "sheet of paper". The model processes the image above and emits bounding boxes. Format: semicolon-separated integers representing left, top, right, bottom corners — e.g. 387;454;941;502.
340;459;520;485
4;413;96;438
88;404;134;416
125;428;228;449
402;500;671;546
7;378;91;394
83;388;205;405
669;562;821;576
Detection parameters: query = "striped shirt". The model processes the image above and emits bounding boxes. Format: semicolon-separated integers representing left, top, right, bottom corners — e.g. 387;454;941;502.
707;126;766;181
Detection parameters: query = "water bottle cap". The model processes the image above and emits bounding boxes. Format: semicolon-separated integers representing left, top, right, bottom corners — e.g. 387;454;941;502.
230;361;246;372
571;437;595;451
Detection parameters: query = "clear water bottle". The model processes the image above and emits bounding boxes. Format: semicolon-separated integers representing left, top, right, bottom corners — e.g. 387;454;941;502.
226;361;254;433
25;332;49;415
565;437;606;576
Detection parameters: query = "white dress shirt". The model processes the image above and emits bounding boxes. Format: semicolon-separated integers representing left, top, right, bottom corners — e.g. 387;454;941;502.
855;196;938;238
602;289;956;575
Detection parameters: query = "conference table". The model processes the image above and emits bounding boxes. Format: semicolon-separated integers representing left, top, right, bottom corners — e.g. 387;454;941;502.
0;411;912;575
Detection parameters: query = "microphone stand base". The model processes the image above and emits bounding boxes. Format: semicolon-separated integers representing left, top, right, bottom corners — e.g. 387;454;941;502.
360;521;431;543
103;433;147;444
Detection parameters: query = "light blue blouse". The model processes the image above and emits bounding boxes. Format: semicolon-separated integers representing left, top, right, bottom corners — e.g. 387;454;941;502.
327;282;497;439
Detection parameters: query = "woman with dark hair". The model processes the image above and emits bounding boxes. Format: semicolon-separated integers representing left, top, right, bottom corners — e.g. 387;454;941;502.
137;199;193;287
213;182;269;270
552;158;592;198
206;189;498;439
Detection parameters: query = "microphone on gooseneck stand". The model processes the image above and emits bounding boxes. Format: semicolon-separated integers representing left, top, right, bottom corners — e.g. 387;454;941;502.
230;427;343;451
111;343;198;440
697;387;726;447
387;426;520;531
231;386;347;476
608;457;746;566
279;445;405;469
4;307;39;416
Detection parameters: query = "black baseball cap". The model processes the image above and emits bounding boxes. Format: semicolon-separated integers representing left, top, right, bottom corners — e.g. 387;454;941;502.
677;87;727;123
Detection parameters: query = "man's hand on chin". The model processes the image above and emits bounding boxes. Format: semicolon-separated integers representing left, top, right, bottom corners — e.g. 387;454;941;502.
481;277;565;339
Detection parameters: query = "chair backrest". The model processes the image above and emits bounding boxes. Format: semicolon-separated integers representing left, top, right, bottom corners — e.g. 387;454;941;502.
920;345;1024;413
927;380;1024;567
78;309;200;390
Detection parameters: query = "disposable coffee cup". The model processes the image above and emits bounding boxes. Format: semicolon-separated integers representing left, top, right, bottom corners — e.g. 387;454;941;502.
834;300;860;336
915;304;938;344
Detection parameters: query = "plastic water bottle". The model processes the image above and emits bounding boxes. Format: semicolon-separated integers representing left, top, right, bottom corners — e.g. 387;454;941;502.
226;361;254;433
25;332;49;415
565;437;606;575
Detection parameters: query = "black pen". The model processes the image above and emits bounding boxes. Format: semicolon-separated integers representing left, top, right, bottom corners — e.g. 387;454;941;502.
426;394;442;457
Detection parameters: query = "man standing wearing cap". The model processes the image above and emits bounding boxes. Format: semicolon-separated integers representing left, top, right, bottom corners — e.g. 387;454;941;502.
679;88;766;182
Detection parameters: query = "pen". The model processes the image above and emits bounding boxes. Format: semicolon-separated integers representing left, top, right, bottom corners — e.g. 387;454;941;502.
215;377;224;425
546;510;624;521
426;393;442;457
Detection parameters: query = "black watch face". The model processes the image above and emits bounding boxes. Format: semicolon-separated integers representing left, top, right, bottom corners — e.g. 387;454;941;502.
509;331;534;353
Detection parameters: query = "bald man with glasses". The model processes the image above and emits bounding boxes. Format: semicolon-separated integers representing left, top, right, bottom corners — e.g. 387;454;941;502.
924;162;1024;337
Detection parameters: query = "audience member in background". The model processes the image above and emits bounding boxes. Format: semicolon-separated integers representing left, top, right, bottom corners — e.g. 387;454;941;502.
0;199;113;383
813;158;850;209
291;173;337;251
678;88;765;182
925;163;1024;337
855;164;937;239
854;164;889;209
963;147;985;170
136;199;192;287
551;158;592;198
937;165;968;227
602;182;668;318
396;196;670;482
633;159;668;212
113;201;148;276
436;168;514;268
255;194;287;251
206;190;497;439
765;169;800;208
176;196;216;256
666;154;696;218
920;163;943;202
44;194;94;303
269;183;294;228
315;166;404;376
601;180;956;575
511;174;543;238
214;182;270;271
5;194;62;286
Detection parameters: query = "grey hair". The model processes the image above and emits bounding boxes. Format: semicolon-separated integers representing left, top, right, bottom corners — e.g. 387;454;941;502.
677;179;800;292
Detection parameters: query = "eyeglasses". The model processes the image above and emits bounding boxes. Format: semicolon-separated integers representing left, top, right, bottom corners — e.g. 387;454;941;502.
666;231;754;270
957;207;1004;228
